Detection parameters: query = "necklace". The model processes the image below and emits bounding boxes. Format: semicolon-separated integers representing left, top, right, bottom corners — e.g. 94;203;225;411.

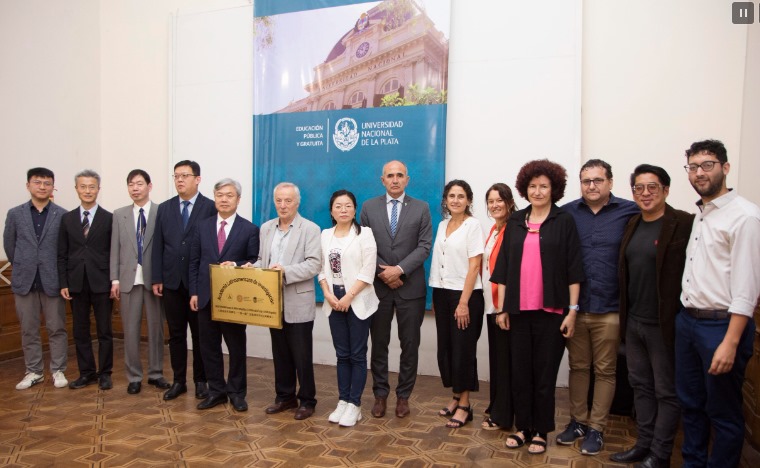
525;211;541;233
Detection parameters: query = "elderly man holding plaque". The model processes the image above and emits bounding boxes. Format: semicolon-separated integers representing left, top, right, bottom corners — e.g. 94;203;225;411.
189;178;260;412
250;182;321;420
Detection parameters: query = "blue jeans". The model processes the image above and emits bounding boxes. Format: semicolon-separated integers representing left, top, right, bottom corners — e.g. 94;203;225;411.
675;309;755;468
328;285;371;406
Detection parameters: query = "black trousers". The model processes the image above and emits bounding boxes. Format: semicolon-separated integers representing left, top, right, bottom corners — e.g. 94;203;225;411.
269;320;317;408
486;314;514;429
71;274;113;377
370;292;426;399
432;288;485;394
197;305;247;398
163;285;206;385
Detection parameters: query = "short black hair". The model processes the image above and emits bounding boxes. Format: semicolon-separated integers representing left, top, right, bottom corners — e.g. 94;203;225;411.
127;169;151;184
580;159;613;179
685;139;727;164
174;160;201;176
27;167;55;182
630;164;671;187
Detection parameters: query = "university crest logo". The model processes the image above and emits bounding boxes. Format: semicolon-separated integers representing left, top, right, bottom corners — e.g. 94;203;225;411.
333;117;359;152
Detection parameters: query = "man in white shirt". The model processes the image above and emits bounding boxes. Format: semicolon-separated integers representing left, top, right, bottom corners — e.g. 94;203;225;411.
677;139;760;468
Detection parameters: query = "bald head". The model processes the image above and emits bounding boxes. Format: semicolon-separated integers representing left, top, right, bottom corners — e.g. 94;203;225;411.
381;160;409;198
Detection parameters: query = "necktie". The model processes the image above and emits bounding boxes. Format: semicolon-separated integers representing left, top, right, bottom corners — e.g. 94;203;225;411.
181;200;190;229
390;199;399;238
137;208;146;265
82;211;90;237
217;220;227;253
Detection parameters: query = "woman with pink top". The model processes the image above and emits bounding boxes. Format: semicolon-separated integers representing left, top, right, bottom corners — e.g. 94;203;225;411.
490;160;585;455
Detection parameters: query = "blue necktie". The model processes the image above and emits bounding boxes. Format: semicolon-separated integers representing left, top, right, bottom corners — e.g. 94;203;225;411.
390;199;399;238
181;200;190;229
137;208;146;265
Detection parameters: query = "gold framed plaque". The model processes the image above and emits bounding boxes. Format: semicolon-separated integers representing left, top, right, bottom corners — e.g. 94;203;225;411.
209;265;283;329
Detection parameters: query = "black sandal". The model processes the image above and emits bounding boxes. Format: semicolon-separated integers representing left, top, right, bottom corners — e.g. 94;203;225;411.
481;416;501;431
446;405;473;428
528;432;547;455
506;429;530;449
438;395;460;417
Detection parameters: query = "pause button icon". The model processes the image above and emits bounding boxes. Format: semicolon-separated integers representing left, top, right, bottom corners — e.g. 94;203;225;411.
732;2;755;24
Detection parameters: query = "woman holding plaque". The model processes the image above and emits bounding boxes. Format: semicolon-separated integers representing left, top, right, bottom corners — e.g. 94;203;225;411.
318;189;379;427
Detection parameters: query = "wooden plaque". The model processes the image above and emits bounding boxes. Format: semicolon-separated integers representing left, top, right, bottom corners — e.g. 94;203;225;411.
209;265;283;329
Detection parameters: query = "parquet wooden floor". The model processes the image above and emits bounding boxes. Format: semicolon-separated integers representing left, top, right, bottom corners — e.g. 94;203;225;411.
0;340;685;467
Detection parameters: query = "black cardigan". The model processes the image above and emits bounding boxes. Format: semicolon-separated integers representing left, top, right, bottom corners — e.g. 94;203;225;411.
490;204;585;314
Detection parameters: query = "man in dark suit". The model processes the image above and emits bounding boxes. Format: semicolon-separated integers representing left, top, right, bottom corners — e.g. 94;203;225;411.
58;169;114;390
152;160;216;400
189;178;259;412
110;169;169;395
359;160;432;418
4;167;69;390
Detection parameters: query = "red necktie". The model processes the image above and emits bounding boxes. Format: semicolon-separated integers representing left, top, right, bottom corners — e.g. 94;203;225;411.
217;220;227;253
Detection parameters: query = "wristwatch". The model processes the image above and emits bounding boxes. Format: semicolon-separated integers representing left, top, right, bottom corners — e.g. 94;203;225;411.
568;304;579;311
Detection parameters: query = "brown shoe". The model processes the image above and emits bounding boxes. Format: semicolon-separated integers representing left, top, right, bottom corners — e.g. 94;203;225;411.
265;398;298;414
395;397;410;418
294;406;314;420
371;397;387;418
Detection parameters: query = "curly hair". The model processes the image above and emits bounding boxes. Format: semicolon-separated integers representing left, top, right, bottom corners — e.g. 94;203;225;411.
514;159;567;204
685;139;727;163
440;179;474;217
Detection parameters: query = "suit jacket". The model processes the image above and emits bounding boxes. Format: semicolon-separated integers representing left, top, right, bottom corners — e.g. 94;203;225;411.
152;193;217;289
189;214;260;310
57;206;113;294
319;226;380;320
110;202;158;293
618;204;694;351
253;214;321;323
3;201;67;296
359;194;432;300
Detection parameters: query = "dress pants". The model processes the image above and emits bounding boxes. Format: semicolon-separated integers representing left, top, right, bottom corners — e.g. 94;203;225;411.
675;310;755;468
370;291;426;399
486;313;514;428
120;285;165;382
163;284;206;385
329;285;371;406
510;310;566;434
15;291;68;374
432;288;485;394
71;275;113;377
269;320;317;408
197;305;247;398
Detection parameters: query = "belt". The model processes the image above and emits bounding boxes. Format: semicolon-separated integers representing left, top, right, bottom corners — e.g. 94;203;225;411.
684;308;729;320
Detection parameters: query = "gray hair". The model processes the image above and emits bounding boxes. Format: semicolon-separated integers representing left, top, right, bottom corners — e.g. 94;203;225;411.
214;178;242;197
273;182;301;202
75;169;101;185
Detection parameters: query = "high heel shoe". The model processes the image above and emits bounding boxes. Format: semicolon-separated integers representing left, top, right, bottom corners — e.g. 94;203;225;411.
446;405;473;428
438;395;460;417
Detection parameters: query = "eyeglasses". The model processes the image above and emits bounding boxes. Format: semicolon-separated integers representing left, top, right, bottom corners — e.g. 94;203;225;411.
631;183;664;195
684;161;721;173
581;178;606;187
173;173;196;180
29;180;54;187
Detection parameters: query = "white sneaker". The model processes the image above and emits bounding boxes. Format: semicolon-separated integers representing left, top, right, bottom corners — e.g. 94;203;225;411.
338;403;362;427
52;371;68;388
328;400;349;423
16;372;44;390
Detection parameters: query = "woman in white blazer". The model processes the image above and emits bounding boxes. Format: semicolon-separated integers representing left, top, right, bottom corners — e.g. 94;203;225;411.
318;190;379;427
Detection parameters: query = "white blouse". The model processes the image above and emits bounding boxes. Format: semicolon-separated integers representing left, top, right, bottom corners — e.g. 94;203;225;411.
429;217;484;291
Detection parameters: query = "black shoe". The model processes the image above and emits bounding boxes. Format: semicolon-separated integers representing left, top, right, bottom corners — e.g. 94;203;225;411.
265;398;298;414
197;394;228;410
163;382;187;400
635;453;670;468
195;382;209;400
230;396;248;412
611;446;650;463
69;374;98;389
99;374;113;390
148;377;171;389
127;382;142;394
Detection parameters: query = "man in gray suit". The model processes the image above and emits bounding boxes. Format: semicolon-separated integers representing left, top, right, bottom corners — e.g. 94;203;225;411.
252;182;322;420
4;167;69;390
110;169;169;395
360;160;432;418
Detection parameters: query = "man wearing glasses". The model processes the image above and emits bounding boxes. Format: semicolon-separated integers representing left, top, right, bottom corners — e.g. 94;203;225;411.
4;168;69;390
611;165;693;468
152;160;217;400
560;159;638;455
676;140;760;468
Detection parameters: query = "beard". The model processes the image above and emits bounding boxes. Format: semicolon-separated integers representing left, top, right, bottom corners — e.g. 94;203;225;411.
691;172;724;199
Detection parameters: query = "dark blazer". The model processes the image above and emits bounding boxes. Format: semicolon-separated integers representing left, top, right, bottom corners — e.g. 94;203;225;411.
618;204;694;351
491;204;586;314
189;214;260;310
152;193;217;289
3;201;67;296
359;194;432;300
58;206;113;294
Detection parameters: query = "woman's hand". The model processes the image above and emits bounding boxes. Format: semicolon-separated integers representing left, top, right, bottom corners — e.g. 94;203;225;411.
495;312;510;330
325;293;340;310
455;303;470;330
560;313;576;338
336;293;353;312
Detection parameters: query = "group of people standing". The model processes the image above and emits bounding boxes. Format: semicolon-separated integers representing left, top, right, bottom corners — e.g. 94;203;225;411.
4;139;759;468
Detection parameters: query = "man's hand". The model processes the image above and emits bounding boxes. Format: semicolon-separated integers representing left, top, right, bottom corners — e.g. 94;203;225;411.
60;288;71;300
387;278;404;289
219;261;236;267
152;283;163;296
378;264;403;284
709;340;737;375
190;295;199;311
110;284;120;300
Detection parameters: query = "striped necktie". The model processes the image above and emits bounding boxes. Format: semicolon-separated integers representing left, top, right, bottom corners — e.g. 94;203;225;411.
217;220;227;253
390;199;399;238
82;211;90;237
137;208;146;265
